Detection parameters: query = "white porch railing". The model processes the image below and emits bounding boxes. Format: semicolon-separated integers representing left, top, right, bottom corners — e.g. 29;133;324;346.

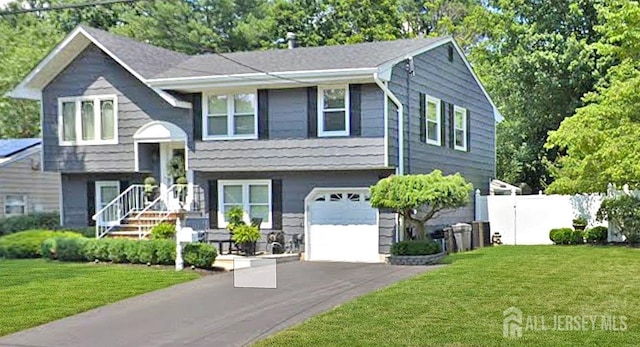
92;184;145;239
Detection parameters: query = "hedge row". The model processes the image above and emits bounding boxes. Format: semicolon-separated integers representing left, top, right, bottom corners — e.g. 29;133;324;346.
0;213;60;236
42;237;217;268
550;226;608;245
0;230;84;258
390;240;442;256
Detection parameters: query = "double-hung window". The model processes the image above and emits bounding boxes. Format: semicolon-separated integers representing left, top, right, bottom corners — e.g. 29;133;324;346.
58;96;117;145
203;93;257;139
4;195;27;216
318;85;349;137
425;96;441;145
453;105;467;151
218;180;272;229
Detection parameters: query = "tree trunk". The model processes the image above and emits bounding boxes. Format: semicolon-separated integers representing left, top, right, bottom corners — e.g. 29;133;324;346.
414;220;426;240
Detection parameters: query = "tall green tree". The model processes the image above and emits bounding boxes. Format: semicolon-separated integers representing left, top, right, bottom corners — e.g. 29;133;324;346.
0;13;62;138
470;0;604;193
546;0;640;193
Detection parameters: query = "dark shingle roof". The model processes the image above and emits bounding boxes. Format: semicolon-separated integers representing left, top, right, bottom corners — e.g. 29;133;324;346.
0;138;40;158
81;26;191;79
152;37;447;79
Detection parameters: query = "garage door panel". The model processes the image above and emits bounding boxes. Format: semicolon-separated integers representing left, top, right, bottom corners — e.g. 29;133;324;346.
307;189;380;263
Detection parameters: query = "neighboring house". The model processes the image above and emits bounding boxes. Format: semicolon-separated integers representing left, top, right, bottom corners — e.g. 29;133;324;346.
9;25;499;262
0;138;61;219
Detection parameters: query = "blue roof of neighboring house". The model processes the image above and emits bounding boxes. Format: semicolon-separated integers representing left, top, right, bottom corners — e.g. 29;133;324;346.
0;138;41;158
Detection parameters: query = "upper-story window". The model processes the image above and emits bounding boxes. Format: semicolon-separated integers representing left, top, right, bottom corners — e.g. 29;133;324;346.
453;105;467;151
203;92;257;140
425;95;441;145
58;95;117;146
318;85;349;137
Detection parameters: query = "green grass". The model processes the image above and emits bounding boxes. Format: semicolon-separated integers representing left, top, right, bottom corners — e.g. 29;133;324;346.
255;246;640;347
0;259;199;336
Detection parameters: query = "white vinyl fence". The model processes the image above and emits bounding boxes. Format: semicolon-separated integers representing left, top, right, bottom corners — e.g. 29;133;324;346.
474;183;634;245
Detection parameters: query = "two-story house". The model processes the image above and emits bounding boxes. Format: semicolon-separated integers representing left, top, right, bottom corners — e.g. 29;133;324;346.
9;26;499;263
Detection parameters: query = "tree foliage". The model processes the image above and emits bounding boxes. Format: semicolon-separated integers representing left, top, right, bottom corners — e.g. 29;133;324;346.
597;194;640;244
369;170;473;240
545;0;640;193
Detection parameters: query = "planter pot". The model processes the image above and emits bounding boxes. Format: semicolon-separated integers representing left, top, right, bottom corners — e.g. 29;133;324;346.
240;241;257;256
387;252;446;266
573;224;586;231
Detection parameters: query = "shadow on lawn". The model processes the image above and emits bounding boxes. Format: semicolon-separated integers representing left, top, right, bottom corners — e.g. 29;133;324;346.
440;251;484;264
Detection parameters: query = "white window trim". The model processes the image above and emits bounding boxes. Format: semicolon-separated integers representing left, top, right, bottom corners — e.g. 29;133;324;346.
57;95;118;146
4;194;27;217
318;85;350;137
217;179;272;229
202;91;258;140
95;181;121;227
425;95;441;146
453;105;468;151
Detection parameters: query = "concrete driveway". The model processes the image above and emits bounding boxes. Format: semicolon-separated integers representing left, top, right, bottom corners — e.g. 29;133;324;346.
0;262;439;347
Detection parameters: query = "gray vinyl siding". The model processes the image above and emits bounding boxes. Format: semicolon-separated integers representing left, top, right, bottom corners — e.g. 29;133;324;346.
0;148;60;219
389;43;496;225
194;170;395;254
191;83;387;171
41;45;193;173
60;172;145;227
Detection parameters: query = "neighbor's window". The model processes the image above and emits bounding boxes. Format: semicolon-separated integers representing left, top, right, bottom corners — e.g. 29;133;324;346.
4;195;26;216
59;96;117;145
204;93;256;139
425;96;441;145
453;105;467;151
318;86;349;136
218;180;271;229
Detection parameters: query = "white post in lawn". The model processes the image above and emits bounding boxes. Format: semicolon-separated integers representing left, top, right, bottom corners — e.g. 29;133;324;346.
175;217;184;271
511;187;517;245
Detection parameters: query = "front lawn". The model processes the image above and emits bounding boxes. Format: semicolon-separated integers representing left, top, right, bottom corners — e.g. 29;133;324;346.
0;259;199;336
255;246;640;346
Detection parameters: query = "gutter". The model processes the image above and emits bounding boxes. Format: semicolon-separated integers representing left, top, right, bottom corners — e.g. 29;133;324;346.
373;73;404;175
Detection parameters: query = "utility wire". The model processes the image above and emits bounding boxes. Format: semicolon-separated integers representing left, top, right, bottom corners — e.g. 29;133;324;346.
210;52;312;85
0;0;145;16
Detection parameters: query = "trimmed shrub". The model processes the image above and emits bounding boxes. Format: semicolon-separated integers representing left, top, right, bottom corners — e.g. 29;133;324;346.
549;228;574;245
0;230;83;259
183;243;217;269
124;241;141;263
150;223;176;240
0;212;60;236
83;238;110;262
137;240;157;264
41;238;57;259
154;240;175;265
572;229;584;244
597;195;640;244
55;237;89;261
390;240;442;256
585;226;608;244
107;239;129;263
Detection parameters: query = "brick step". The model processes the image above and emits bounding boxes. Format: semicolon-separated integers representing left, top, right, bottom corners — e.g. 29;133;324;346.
106;231;149;239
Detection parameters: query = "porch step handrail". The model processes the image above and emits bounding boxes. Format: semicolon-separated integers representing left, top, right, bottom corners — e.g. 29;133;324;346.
132;184;185;239
92;184;146;239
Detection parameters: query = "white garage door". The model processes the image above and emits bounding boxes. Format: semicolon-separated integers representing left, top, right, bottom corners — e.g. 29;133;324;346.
307;189;379;262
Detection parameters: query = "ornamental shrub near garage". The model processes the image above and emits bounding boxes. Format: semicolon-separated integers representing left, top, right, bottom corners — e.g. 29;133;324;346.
183;243;217;269
391;240;442;256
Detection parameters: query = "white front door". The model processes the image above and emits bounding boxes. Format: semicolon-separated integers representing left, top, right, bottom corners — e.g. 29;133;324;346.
96;181;120;226
159;142;185;210
307;190;380;263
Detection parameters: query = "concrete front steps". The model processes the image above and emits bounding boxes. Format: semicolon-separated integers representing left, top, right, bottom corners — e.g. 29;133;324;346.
213;253;301;271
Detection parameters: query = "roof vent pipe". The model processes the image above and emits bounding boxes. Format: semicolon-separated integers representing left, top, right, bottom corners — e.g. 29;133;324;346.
286;32;297;49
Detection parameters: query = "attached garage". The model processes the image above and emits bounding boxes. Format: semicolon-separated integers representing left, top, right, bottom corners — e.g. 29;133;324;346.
305;188;380;263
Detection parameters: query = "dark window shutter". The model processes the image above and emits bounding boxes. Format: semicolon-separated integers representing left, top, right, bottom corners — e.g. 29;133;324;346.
208;180;218;229
258;89;269;139
193;93;203;141
466;109;471;152
419;93;426;143
271;179;283;230
87;181;95;227
307;86;318;137
448;103;455;149
119;180;130;193
440;100;447;146
349;84;361;136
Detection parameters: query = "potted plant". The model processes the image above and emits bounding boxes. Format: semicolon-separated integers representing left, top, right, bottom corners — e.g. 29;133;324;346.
231;224;261;256
572;216;588;231
175;176;188;206
144;176;158;203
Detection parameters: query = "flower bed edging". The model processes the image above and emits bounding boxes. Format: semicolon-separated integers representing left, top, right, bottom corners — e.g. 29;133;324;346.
387;251;446;266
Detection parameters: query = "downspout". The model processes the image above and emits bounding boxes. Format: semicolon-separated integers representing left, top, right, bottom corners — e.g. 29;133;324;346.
373;73;404;176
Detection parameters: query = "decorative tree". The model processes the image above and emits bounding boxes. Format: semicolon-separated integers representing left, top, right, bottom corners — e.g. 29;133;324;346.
369;170;473;240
